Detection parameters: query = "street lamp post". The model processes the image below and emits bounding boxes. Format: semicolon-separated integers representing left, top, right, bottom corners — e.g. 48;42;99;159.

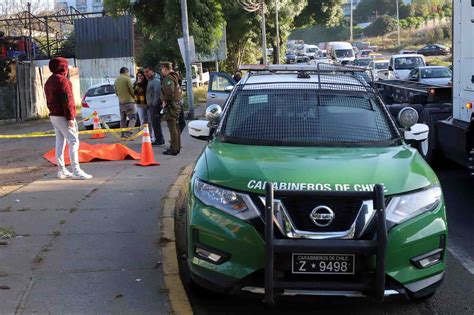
396;0;401;46
260;0;267;64
350;0;353;42
275;0;280;64
180;0;195;119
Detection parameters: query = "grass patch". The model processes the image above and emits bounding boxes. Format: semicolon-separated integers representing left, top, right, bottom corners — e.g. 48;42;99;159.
59;220;66;225
0;227;16;239
32;254;43;264
52;230;61;237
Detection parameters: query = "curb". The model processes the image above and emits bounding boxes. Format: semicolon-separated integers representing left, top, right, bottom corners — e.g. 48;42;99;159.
161;164;194;315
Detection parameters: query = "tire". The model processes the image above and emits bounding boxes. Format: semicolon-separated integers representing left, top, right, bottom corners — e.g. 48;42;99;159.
175;204;201;291
416;109;435;163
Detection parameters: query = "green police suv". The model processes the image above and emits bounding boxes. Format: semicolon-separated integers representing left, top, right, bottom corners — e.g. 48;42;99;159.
180;64;447;303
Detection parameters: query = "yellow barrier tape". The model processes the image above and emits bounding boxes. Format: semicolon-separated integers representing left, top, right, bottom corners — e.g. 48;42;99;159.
0;126;142;139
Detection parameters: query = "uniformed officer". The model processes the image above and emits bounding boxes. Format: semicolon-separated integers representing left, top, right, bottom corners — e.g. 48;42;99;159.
160;62;182;156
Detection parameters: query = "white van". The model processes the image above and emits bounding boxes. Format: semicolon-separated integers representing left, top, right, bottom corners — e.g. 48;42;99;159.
327;41;355;64
388;54;426;80
303;44;319;59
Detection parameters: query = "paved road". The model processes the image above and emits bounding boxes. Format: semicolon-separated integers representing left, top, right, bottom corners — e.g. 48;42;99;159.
187;160;474;315
0;123;205;314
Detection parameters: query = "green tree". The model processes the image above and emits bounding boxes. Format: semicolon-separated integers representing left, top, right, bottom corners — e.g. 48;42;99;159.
363;15;396;37
104;0;225;68
295;0;344;28
353;0;410;23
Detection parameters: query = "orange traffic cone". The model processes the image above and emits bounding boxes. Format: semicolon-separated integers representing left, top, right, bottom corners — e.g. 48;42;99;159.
135;124;160;167
90;111;107;139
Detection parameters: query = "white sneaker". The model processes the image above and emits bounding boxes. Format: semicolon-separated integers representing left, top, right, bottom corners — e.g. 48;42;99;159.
57;169;73;179
72;170;93;180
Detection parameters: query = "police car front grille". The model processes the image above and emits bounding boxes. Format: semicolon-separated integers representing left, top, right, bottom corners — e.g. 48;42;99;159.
281;196;362;233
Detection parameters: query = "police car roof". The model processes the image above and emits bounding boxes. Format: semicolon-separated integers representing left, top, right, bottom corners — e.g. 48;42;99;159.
244;73;365;87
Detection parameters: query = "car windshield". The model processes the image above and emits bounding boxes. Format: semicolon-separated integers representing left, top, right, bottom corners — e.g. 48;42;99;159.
221;86;398;146
354;59;371;66
307;48;317;53
375;62;389;70
394;57;425;70
335;49;354;58
421;68;452;78
85;84;115;97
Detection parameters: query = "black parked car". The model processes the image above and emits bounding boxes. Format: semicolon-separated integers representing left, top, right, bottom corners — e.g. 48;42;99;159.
417;44;450;56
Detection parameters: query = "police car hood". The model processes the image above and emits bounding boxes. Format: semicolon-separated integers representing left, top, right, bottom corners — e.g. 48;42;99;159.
204;142;438;196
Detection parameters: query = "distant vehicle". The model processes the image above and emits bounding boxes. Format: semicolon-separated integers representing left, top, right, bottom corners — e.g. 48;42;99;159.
327;41;355;64
285;51;297;64
81;83;120;129
317;42;328;50
417;44;450;56
352;58;372;68
369;53;385;60
358;49;373;58
367;45;378;51
388;54;426;80
296;55;310;63
399;50;417;55
368;60;390;81
303;44;319;59
352;46;359;55
407;66;452;86
317;50;328;58
352;41;370;50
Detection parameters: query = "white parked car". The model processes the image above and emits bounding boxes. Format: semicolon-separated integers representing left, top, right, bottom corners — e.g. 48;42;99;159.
407;66;452;86
303;44;319;59
368;60;390;81
388;54;426;80
81;83;120;129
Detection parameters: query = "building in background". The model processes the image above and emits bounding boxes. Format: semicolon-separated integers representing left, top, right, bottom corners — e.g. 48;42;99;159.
54;0;104;13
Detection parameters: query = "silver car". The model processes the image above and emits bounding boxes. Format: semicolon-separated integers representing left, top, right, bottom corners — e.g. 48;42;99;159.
407;66;452;86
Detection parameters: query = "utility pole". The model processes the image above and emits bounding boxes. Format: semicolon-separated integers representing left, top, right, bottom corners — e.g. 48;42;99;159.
396;0;401;46
275;0;280;64
350;0;353;42
180;0;194;119
260;0;267;64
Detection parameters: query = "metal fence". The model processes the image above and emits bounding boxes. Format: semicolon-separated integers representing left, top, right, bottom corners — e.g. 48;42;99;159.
74;15;134;60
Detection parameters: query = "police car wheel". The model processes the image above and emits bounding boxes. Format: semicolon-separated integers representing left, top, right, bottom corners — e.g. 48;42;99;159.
175;205;202;292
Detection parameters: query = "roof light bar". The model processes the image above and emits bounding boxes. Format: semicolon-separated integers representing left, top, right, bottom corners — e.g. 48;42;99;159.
239;64;368;73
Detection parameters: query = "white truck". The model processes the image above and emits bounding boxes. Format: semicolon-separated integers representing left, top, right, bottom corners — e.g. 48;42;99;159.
303;44;319;59
326;41;355;65
183;63;210;88
376;0;473;171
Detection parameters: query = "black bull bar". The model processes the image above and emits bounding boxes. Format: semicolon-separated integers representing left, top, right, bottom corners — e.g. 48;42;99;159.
264;182;387;305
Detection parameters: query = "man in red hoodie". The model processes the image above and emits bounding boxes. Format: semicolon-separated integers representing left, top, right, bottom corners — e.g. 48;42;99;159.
44;57;92;180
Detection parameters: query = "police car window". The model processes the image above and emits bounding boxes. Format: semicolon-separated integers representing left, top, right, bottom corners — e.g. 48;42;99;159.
212;76;233;92
222;88;397;146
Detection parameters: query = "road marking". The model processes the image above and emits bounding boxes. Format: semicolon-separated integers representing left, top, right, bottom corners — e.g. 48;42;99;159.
448;244;474;275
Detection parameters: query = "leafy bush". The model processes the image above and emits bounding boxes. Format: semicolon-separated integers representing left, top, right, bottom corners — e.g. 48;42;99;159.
363;15;397;37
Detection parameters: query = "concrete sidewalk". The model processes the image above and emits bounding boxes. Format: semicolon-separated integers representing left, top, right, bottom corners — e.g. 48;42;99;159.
0;129;205;314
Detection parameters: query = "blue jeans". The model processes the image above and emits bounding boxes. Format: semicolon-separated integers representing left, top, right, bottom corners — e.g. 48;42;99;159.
136;105;155;142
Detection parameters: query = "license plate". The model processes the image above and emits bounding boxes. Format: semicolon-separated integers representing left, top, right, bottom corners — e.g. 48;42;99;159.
101;115;112;122
292;253;355;275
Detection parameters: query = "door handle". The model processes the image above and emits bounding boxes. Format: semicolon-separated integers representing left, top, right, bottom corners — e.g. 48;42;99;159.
210;94;217;98
101;100;106;103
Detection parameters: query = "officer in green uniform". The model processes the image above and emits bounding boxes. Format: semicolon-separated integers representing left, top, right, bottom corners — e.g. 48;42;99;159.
160;62;182;156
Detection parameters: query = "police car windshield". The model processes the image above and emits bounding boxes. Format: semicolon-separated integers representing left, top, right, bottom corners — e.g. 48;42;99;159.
221;86;399;146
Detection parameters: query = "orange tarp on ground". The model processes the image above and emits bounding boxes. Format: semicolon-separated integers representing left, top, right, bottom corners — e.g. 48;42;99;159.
43;142;141;166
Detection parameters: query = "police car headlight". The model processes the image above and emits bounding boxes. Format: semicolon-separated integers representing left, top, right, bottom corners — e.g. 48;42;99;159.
194;179;260;220
386;186;442;225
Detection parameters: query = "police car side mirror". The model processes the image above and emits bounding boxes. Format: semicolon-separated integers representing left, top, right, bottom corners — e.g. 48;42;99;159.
188;120;211;141
388;66;393;71
206;104;222;125
224;85;234;93
404;123;429;142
